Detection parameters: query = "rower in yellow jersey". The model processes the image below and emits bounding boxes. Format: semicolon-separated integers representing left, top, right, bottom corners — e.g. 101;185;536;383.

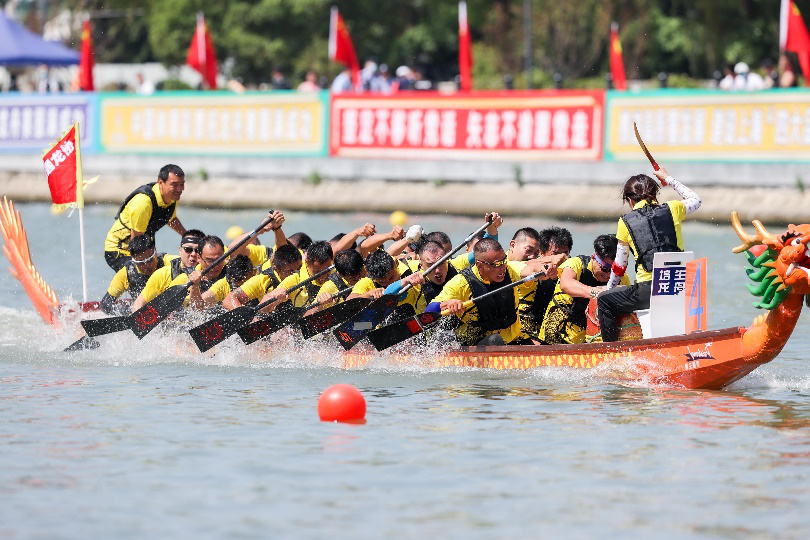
222;244;303;310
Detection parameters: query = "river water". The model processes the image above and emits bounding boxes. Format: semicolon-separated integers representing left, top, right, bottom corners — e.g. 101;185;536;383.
1;203;808;539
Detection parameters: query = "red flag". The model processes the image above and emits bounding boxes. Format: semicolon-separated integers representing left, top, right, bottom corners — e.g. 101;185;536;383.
329;7;360;88
43;123;84;209
458;1;473;91
609;22;627;91
186;12;218;89
781;0;810;85
78;19;94;91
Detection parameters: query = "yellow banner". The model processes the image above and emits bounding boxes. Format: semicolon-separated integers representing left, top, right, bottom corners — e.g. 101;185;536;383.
100;92;327;155
607;91;810;162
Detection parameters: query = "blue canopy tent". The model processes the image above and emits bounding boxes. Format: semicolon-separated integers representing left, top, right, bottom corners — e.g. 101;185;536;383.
0;12;79;66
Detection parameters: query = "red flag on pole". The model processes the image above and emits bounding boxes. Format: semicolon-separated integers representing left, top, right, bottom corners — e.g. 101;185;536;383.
609;22;627;91
458;1;473;91
43;123;84;209
329;6;360;88
781;0;810;85
78;19;94;91
186;12;218;89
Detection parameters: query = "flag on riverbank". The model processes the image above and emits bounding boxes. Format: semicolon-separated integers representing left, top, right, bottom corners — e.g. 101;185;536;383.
78;19;94;91
780;0;810;85
42;123;84;209
458;1;473;91
609;22;627;91
186;12;218;89
329;7;360;88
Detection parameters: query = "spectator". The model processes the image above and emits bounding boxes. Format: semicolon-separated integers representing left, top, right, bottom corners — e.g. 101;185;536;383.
331;67;353;94
779;53;799;88
137;73;155;95
761;58;779;89
393;65;412;91
718;63;734;90
375;64;392;93
271;70;292;90
733;62;764;91
297;71;320;92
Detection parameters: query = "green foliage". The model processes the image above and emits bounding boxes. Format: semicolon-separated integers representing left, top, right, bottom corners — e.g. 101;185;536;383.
55;0;805;88
161;78;193;91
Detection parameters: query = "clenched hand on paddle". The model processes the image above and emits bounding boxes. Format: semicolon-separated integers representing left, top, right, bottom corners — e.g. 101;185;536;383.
367;265;551;351
76;212;276;343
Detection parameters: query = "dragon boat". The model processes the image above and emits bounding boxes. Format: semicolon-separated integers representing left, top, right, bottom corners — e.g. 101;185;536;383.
2;196;808;390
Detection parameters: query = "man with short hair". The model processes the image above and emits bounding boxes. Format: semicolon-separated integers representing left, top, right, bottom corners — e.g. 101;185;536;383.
191;255;257;309
346;250;423;320
104;164;187;271
310;249;367;312
541;234;629;344
223;244;303;310
427;238;557;346
100;235;165;315
267;240;335;309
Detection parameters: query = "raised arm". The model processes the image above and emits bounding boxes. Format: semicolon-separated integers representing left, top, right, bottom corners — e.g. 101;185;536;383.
654;167;701;215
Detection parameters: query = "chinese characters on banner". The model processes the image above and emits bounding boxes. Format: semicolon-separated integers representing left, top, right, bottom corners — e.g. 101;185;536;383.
100;93;327;155
42;123;84;208
0;96;92;152
330;91;603;160
607;91;810;161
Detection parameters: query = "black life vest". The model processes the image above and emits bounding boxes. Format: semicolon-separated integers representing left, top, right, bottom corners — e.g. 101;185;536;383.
422;265;458;304
526;276;557;320
169;257;193;281
260;266;281;290
548;256;602;331
459;267;517;332
621;203;681;272
328;273;353;300
125;253;166;297
114;183;176;249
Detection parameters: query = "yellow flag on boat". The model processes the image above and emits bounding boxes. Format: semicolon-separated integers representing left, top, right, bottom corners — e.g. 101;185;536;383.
41;122;97;210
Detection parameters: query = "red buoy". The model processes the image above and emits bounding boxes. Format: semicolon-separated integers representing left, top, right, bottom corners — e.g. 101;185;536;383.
318;384;366;423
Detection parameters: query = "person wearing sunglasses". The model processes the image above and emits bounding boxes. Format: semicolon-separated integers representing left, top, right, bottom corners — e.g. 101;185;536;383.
427;238;557;346
100;235;167;315
540;234;630;345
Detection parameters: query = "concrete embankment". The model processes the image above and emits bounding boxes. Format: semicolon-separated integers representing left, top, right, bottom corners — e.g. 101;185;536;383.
1;153;809;223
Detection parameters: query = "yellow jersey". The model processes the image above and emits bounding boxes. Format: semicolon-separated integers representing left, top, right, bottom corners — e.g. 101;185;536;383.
104;183;177;255
616;199;686;283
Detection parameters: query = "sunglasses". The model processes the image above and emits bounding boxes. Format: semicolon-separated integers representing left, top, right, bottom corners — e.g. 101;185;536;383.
132;252;156;265
592;253;611;273
182;246;202;254
476;256;508;268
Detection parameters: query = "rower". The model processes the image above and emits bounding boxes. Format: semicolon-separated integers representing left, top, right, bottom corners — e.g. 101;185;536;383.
287;232;313;252
130;235;225;312
540;234;629;344
347;250;423;320
227;211;287;267
597;166;701;342
100;235;164;315
265;240;335;311
310;249;367;312
514;226;572;342
190;255;257;309
427;238;556;346
222;244;303;310
103;164;187;272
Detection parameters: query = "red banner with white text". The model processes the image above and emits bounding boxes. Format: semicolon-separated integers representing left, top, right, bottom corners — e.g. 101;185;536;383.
330;91;604;160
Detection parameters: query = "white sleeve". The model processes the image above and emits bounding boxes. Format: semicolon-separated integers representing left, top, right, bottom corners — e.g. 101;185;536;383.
606;243;630;290
666;176;701;215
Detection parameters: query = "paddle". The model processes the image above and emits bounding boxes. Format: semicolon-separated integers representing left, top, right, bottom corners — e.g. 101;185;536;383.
63;334;101;352
80;313;132;337
367;266;550;351
332;218;495;351
299;295;369;339
189;264;335;352
129;213;275;339
237;283;354;345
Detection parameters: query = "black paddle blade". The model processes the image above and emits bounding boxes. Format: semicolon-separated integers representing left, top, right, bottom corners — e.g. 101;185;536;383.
63;335;101;352
189;305;257;352
298;297;371;339
130;285;188;339
81;315;131;337
333;294;399;351
367;311;442;352
237;306;306;345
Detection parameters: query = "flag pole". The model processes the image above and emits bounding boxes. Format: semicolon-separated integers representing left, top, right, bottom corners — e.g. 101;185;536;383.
78;206;88;302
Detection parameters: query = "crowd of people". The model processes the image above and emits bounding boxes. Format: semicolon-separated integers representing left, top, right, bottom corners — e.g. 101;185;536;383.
97;162;701;350
717;53;801;91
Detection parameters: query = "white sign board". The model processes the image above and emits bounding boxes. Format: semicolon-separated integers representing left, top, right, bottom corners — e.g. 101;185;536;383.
649;251;694;338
